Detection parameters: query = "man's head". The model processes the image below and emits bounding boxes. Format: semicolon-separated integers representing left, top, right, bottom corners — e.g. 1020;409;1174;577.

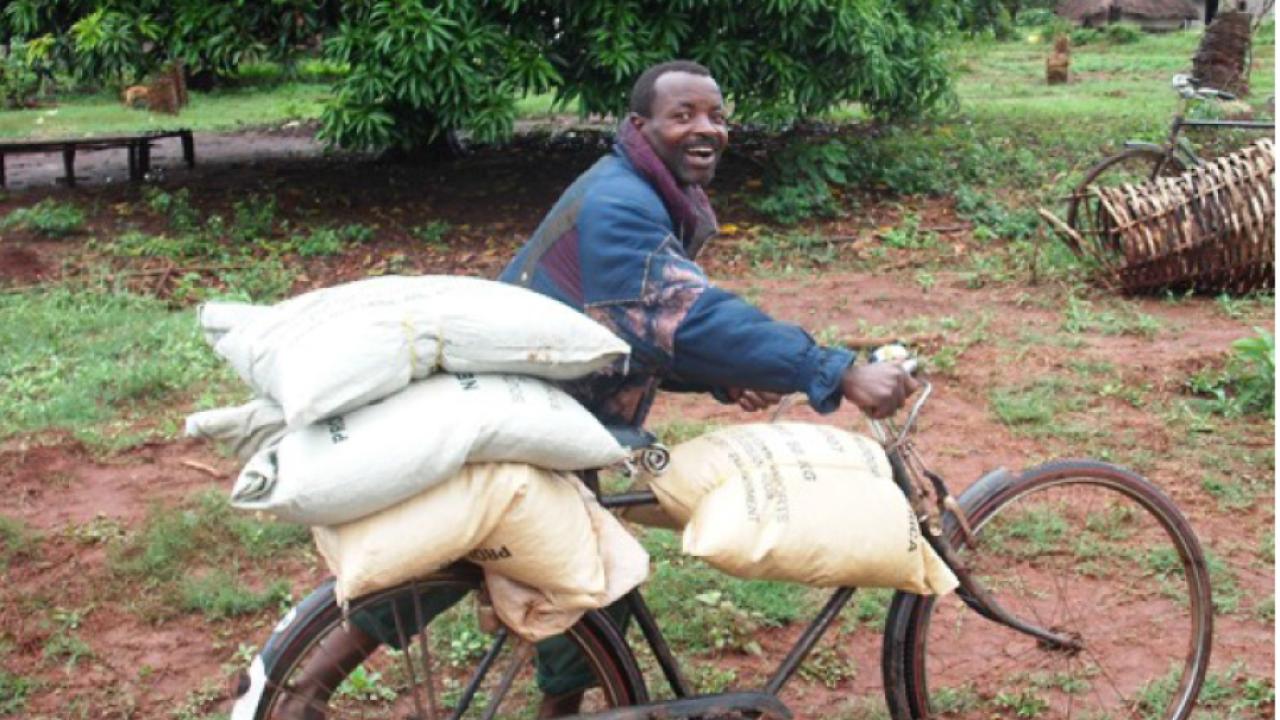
628;60;728;187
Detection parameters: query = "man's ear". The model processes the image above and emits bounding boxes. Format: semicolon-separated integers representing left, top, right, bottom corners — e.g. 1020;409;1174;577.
628;112;646;131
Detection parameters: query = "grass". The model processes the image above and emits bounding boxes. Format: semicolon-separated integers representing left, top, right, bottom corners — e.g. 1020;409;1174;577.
1;198;85;237
0;82;329;139
637;529;819;655
0;515;39;570
0;669;34;714
0;288;237;448
110;490;309;621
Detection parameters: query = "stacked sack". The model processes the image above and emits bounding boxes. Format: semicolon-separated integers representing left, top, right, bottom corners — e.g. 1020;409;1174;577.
187;275;650;641
629;423;958;596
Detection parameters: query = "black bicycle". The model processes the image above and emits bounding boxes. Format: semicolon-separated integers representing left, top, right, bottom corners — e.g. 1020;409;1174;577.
233;365;1213;719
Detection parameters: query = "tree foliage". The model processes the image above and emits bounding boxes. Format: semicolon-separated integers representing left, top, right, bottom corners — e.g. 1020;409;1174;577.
3;0;961;152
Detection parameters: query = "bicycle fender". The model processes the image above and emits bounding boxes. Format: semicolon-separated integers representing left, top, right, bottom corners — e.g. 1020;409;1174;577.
942;467;1014;537
231;579;338;720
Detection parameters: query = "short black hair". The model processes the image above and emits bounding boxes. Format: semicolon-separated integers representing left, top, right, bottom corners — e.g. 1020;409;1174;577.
628;60;713;117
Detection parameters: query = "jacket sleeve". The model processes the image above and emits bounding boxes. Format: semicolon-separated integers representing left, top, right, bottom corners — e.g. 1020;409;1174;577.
577;188;854;413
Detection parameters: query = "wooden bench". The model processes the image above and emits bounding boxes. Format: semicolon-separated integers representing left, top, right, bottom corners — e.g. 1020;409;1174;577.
0;129;195;188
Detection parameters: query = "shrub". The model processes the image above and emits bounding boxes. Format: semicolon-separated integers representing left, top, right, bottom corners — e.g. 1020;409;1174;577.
1070;28;1101;46
1102;22;1144;45
0;198;85;237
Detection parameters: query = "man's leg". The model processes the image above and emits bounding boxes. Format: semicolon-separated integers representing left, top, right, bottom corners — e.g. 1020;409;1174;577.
272;586;469;718
534;599;632;718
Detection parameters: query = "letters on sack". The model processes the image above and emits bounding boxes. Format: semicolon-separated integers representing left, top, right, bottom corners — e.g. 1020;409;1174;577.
645;423;958;595
227;374;627;526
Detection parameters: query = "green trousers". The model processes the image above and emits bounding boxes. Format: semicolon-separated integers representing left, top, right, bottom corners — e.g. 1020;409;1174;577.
350;588;631;697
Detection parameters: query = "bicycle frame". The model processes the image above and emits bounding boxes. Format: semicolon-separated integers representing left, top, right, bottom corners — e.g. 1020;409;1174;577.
1122;105;1275;170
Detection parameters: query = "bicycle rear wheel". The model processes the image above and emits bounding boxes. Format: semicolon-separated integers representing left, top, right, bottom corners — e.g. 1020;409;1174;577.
238;566;647;719
883;460;1212;720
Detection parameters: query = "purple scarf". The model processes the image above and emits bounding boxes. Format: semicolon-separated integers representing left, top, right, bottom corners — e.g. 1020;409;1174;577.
616;121;719;260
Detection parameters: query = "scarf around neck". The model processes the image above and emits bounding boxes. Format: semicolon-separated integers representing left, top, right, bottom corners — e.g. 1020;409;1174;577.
616;120;718;260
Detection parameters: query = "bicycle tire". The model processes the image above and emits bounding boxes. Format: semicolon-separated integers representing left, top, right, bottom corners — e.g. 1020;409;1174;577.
235;565;648;719
882;459;1212;720
1064;148;1188;257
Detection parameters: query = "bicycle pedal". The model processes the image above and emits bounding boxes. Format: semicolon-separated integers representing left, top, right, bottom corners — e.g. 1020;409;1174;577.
560;691;792;720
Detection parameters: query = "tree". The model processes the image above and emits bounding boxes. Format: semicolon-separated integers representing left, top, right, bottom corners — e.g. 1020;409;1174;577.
319;0;960;152
2;0;962;153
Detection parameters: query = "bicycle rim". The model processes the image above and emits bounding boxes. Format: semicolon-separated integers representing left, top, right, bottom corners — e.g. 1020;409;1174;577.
255;572;645;719
891;460;1212;720
1065;149;1187;261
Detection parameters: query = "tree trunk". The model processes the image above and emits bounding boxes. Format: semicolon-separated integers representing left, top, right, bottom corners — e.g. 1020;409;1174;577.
1192;10;1252;96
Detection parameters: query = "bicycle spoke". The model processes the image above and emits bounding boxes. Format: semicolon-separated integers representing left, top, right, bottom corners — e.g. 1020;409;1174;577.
411;583;441;720
393;600;429;720
479;640;534;720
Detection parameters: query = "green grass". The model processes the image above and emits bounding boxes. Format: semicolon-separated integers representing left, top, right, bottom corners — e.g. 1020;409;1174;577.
1;198;85;237
637;530;819;655
0;669;34;714
110;490;309;621
0;515;39;570
180;571;291;620
0;288;236;447
0;82;329;139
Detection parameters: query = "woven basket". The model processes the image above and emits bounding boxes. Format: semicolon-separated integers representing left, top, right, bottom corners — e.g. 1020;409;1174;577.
1046;138;1274;295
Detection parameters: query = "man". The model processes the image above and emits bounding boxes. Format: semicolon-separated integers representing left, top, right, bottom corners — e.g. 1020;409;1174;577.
499;59;917;716
269;60;916;719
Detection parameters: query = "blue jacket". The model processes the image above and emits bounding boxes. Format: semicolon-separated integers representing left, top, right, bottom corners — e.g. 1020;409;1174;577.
499;132;853;427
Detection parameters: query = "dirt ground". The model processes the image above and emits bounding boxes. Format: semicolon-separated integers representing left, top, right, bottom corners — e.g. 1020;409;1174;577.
0;125;1273;719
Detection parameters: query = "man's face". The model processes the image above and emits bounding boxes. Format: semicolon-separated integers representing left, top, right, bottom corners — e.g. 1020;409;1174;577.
631;71;729;187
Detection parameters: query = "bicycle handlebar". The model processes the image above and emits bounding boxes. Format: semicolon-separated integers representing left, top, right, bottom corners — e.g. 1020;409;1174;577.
1172;73;1237;101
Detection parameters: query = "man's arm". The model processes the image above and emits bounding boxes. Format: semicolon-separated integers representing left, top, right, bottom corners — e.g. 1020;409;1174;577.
577;191;854;413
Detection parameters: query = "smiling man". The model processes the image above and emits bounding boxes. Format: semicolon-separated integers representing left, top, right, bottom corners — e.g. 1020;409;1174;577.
500;60;917;716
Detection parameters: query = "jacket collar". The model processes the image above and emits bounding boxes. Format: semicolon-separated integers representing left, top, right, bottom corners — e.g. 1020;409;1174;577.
614;121;718;260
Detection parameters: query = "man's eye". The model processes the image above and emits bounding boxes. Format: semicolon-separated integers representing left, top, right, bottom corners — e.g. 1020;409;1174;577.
674;112;691;122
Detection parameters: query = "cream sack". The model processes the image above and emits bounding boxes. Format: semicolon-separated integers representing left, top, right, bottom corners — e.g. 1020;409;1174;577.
230;373;628;525
652;424;958;595
313;463;534;606
206;275;630;427
483;477;651;642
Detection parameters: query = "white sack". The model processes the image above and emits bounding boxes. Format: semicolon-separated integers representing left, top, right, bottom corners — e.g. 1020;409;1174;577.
230;373;627;525
210;275;629;427
485;488;650;642
650;423;958;595
184;398;287;461
313;463;533;606
197;301;270;347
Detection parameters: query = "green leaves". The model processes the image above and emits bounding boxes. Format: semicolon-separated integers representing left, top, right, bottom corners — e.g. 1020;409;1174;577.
6;0;959;151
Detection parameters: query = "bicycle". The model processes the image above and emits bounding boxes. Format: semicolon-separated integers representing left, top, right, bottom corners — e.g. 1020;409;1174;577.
1063;73;1274;252
231;360;1214;720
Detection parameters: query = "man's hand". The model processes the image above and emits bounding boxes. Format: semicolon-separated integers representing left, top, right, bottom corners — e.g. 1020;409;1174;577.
724;388;784;412
841;362;919;419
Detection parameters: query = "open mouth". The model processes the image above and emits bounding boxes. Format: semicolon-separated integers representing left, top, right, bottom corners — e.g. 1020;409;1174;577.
684;145;718;168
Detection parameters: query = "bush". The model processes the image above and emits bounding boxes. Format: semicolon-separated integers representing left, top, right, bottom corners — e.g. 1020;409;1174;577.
1070;28;1101;46
318;0;957;151
0;198;85;237
1102;22;1144;45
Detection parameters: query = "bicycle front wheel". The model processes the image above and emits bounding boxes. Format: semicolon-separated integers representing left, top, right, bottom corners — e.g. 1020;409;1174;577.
884;460;1212;720
243;566;647;719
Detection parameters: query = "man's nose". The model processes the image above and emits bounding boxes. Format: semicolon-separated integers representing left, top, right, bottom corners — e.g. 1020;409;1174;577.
692;114;722;138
